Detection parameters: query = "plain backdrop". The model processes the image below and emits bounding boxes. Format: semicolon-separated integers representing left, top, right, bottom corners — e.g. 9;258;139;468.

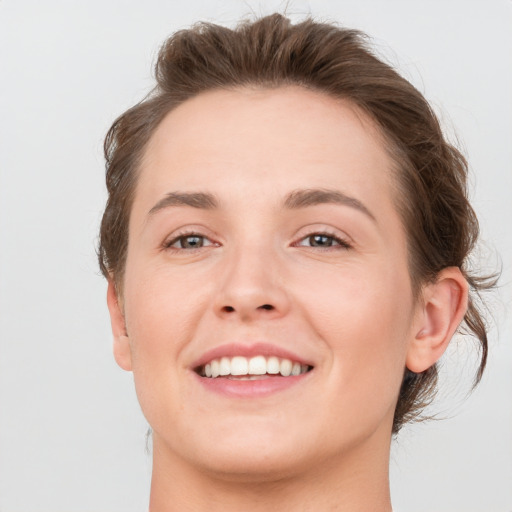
0;1;511;511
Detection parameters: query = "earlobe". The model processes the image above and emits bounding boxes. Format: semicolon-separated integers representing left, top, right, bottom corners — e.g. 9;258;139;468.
406;267;469;374
106;279;133;372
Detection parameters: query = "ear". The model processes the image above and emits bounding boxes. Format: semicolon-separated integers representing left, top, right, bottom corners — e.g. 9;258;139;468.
406;267;469;373
106;278;132;371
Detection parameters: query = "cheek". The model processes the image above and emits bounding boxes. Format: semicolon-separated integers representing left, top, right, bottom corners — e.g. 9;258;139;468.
302;259;411;330
120;264;204;428
121;255;220;374
297;262;413;387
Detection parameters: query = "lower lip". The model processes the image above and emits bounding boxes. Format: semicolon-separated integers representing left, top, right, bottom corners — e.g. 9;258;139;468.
193;372;312;398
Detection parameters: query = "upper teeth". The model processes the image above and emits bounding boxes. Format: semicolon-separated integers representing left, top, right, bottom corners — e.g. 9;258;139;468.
200;355;310;378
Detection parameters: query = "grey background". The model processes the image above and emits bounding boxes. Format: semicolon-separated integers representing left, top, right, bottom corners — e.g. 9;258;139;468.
0;1;511;511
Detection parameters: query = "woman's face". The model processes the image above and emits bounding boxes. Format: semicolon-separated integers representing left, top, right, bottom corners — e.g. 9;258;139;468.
113;86;422;477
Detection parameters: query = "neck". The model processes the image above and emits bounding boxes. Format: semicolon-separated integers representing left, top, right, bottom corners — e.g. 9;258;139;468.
148;431;393;512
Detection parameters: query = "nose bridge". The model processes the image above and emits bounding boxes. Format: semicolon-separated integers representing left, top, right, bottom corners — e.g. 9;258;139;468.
215;236;289;320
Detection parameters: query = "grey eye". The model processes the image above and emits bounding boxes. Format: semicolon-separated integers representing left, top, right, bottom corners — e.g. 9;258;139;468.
296;233;351;250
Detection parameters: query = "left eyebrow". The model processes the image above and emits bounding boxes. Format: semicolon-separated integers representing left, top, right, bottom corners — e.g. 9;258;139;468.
283;188;376;222
148;191;219;216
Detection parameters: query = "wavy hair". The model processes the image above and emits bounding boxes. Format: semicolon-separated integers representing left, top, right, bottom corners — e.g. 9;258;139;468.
98;14;496;433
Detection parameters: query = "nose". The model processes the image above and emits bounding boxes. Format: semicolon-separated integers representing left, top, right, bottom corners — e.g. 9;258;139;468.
213;244;290;322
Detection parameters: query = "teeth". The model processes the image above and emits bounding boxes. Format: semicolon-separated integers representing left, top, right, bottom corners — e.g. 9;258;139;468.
219;357;230;376
248;355;267;375
280;359;292;377
291;362;301;376
200;355;311;378
228;375;269;381
267;356;280;374
211;359;220;378
231;356;248;376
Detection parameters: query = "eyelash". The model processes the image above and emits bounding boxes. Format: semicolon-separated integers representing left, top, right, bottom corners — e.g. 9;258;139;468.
163;231;217;251
295;232;352;250
163;231;351;252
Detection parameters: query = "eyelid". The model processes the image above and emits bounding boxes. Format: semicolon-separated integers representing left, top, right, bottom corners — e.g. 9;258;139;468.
167;234;213;249
161;225;353;251
162;227;220;251
292;226;353;249
297;234;351;249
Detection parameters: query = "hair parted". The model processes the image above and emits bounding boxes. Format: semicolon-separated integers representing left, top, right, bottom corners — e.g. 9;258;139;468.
98;13;495;434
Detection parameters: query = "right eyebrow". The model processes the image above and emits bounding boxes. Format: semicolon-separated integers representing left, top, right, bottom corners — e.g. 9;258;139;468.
283;188;376;223
148;192;219;216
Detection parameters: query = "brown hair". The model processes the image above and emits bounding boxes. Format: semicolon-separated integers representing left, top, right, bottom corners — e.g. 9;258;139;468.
98;13;495;434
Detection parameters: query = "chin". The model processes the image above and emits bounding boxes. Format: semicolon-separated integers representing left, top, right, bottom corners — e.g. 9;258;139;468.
159;418;319;481
196;443;312;483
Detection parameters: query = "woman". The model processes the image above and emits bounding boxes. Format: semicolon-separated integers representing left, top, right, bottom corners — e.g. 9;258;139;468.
98;14;493;511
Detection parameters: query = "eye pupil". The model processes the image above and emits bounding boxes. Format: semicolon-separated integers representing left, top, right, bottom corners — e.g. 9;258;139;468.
181;236;203;249
309;234;333;247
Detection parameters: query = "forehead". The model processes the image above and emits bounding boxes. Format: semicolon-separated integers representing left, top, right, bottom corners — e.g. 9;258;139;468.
135;86;399;222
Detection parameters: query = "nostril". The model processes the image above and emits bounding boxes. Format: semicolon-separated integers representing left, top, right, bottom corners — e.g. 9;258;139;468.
220;304;275;314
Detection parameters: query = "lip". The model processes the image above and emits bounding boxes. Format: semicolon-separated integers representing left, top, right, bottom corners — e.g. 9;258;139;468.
192;370;311;398
190;342;314;370
189;342;315;399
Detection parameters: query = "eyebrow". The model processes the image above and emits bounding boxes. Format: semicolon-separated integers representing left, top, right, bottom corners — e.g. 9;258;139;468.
283;188;376;222
148;192;219;215
148;188;375;222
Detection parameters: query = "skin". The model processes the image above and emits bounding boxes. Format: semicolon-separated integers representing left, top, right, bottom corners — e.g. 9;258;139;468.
107;86;468;511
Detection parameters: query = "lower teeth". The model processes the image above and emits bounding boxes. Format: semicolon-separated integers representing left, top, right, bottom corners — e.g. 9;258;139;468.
227;375;271;380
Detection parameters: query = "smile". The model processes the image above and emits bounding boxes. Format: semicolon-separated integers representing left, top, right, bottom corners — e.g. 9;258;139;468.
198;355;312;378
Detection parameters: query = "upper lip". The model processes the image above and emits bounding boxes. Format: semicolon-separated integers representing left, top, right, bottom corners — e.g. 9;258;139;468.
190;342;314;370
